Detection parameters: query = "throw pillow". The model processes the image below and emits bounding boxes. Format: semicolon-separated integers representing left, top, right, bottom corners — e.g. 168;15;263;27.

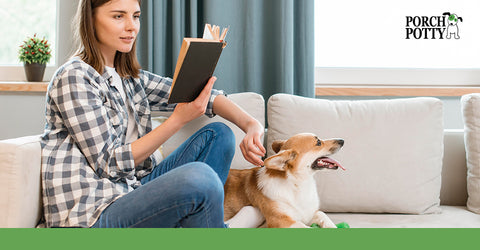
267;94;444;214
461;94;480;214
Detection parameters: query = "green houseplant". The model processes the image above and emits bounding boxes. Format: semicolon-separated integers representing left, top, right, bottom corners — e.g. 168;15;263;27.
18;34;52;82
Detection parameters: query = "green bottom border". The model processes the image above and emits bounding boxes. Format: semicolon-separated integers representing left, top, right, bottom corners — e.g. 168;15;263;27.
1;228;478;249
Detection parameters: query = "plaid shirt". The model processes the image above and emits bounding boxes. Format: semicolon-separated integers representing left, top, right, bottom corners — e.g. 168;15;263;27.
40;58;224;228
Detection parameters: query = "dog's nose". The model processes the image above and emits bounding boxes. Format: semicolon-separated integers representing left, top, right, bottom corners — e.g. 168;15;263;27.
337;139;345;147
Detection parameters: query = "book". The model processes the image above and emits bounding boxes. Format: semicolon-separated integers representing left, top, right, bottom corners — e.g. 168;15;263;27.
168;24;229;104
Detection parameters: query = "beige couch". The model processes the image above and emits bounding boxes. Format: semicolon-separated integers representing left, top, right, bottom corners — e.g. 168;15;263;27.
1;92;480;228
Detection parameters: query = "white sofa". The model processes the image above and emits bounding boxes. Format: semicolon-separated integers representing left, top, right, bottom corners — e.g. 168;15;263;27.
1;92;480;228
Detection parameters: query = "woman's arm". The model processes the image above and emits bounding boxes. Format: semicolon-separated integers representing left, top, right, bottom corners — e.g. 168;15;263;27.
213;94;266;167
131;77;217;166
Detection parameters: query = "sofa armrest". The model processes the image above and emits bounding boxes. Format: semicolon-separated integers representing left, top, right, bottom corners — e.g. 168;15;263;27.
0;135;42;228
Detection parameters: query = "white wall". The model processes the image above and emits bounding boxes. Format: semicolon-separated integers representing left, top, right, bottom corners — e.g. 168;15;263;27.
0;93;46;140
56;0;79;66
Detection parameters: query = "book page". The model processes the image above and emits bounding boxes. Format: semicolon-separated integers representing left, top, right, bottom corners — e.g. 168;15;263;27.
203;24;215;40
203;24;229;43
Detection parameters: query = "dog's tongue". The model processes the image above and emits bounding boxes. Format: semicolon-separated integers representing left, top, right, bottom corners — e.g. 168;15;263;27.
319;157;346;171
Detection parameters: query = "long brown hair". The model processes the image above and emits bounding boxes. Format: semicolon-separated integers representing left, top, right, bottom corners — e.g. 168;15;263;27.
73;0;142;78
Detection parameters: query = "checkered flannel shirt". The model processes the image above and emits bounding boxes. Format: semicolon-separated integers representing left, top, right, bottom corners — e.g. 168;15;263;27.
40;58;224;228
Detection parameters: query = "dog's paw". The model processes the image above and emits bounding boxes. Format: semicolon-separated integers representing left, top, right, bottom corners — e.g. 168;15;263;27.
226;206;264;228
311;211;337;228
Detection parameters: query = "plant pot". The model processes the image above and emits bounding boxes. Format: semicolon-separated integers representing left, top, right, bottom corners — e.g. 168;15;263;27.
24;63;46;82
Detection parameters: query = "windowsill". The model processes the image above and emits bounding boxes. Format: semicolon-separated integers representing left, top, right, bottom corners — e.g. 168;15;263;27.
0;81;48;93
1;81;479;97
316;85;480;97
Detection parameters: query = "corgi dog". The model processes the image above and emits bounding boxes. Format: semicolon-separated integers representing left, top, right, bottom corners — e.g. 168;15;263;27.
224;133;345;228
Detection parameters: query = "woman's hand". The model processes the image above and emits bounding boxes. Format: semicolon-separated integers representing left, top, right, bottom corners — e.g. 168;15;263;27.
239;119;266;167
169;77;217;126
210;89;267;167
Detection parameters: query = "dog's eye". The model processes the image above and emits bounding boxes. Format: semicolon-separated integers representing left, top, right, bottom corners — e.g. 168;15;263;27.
316;139;322;146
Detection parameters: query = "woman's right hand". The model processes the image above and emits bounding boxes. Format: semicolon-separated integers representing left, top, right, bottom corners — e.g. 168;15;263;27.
169;77;217;126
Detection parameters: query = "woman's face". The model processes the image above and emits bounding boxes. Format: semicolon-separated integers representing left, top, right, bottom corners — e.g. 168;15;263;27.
94;0;140;65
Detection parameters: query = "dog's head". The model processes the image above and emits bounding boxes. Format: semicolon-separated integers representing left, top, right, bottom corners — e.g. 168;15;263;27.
264;133;345;178
443;12;463;26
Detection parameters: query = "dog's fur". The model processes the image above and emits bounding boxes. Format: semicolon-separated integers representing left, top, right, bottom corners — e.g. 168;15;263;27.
224;133;344;228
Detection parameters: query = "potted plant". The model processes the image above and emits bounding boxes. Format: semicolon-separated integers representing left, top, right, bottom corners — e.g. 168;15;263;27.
18;34;52;82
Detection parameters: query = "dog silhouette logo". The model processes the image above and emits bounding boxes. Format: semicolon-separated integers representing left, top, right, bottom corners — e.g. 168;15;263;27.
443;12;463;39
405;12;463;40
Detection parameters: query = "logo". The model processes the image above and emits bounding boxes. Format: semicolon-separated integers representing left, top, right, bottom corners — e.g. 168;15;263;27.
405;12;463;40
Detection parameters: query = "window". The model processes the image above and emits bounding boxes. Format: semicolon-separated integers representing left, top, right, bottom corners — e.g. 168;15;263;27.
0;0;77;82
314;0;480;86
0;0;57;81
0;0;57;66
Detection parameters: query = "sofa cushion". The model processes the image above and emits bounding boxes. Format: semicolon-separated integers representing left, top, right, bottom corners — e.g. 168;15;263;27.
267;94;444;214
461;94;480;214
152;92;265;170
0;136;43;228
327;206;480;228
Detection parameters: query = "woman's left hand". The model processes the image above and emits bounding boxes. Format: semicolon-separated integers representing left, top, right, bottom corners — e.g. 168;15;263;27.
239;120;266;167
212;94;266;167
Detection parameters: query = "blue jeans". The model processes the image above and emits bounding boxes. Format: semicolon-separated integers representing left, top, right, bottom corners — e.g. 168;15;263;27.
91;122;235;228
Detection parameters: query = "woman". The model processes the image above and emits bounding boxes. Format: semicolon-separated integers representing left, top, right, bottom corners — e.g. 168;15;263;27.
40;0;265;228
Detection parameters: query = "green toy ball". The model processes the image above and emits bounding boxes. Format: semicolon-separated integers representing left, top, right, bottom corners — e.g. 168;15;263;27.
311;222;350;228
335;222;350;228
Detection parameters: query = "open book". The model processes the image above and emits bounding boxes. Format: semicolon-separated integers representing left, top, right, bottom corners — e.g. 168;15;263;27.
168;24;229;104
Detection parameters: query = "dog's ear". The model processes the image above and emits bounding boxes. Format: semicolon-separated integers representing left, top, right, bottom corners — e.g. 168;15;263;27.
443;12;451;16
272;140;286;154
264;149;297;171
458;17;463;22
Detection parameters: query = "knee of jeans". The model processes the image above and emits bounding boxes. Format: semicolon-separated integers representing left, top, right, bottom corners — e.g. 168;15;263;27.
207;122;235;152
183;163;224;200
